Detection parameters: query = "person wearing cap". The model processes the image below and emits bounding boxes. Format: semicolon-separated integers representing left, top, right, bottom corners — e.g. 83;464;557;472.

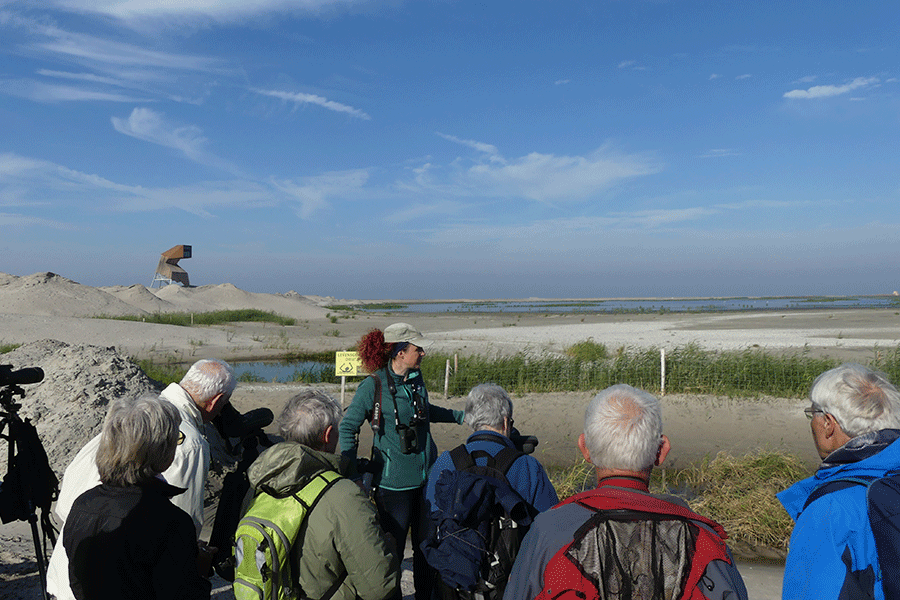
339;323;464;600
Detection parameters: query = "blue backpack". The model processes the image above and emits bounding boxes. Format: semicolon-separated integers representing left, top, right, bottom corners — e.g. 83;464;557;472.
421;441;537;600
804;472;900;599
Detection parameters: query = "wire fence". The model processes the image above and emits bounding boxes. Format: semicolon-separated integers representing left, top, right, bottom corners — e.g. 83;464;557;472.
419;344;900;399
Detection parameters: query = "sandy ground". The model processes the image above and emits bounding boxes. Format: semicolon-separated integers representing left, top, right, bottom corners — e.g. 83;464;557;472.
4;272;900;598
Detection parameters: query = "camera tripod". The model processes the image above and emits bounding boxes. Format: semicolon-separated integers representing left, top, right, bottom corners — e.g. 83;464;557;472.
0;366;56;600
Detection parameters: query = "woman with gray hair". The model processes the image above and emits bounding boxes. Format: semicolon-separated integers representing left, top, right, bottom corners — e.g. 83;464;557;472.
62;394;211;600
242;390;398;600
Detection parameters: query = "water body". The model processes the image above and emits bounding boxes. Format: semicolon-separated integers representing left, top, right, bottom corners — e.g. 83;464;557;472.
358;296;899;314
233;360;331;383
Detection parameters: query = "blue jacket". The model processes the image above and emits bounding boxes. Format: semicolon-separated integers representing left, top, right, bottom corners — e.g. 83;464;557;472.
424;430;559;514
778;430;900;600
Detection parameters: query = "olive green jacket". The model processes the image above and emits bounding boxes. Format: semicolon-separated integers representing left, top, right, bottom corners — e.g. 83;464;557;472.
246;442;398;600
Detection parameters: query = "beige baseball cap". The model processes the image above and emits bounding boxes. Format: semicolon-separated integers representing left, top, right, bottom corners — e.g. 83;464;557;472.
383;322;433;347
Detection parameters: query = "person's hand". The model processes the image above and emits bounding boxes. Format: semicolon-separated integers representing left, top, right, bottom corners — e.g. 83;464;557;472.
197;541;218;577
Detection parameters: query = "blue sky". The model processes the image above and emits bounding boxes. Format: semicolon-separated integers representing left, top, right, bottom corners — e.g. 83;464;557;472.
1;0;898;299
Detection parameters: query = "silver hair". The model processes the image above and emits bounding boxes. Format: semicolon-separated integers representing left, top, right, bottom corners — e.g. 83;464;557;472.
277;390;342;449
95;393;181;486
583;384;662;472
464;383;513;431
179;359;236;405
811;363;900;437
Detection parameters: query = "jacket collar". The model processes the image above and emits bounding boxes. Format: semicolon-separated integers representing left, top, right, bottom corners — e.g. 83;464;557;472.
821;428;900;469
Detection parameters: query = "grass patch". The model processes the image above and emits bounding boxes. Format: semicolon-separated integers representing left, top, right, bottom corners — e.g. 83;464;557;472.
237;371;267;383
566;340;610;362
667;450;808;551
0;342;22;354
421;343;842;397
550;450;809;553
135;358;187;386
98;309;296;327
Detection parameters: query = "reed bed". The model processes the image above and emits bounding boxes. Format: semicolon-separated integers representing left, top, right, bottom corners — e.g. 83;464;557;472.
99;309;296;327
422;342;841;398
550;450;810;555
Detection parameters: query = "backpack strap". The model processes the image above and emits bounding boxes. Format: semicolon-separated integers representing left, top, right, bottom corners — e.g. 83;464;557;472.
564;486;729;540
449;440;525;477
464;433;525;475
491;447;524;476
802;476;875;511
289;471;344;600
449;444;476;471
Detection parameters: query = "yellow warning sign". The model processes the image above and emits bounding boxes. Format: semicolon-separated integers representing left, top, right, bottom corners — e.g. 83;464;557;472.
335;351;363;377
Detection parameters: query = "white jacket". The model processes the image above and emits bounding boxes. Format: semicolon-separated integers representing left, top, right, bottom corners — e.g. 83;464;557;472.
46;383;210;600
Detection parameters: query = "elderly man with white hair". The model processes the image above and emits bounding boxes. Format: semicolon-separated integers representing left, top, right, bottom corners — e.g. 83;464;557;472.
779;363;900;600
424;383;558;513
503;384;747;600
48;358;236;600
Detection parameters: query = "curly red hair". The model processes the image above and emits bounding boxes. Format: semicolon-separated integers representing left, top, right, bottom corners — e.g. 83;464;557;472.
357;328;395;373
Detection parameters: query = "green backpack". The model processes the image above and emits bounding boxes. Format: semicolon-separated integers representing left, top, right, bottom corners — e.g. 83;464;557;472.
233;470;342;600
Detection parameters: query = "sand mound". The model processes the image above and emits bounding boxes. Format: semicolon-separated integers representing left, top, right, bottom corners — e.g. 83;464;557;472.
100;283;177;314
1;340;162;478
0;273;145;318
0;271;332;323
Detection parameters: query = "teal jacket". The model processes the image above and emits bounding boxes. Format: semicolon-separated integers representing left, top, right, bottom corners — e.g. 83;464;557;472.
339;367;464;491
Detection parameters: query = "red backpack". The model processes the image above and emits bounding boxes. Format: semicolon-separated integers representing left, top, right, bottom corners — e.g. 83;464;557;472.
539;487;732;600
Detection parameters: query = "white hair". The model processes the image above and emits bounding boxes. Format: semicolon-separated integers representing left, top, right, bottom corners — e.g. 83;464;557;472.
464;383;513;431
811;363;900;437
179;359;236;404
583;384;662;472
277;390;342;449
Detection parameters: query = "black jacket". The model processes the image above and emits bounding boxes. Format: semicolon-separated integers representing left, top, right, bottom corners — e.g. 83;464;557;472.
63;478;210;600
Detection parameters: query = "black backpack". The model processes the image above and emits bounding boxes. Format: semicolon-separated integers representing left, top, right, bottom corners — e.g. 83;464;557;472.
421;437;537;600
803;472;900;599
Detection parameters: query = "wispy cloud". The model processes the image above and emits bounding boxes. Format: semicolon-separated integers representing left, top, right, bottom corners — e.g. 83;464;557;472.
252;88;371;120
0;78;149;103
111;108;243;174
554;79;571;85
0;152;278;217
784;76;879;99
795;75;817;84
37;69;128;86
2;15;232;104
436;133;503;163
271;169;370;218
736;74;752;80
0;212;73;228
407;142;659;204
709;74;721;80
699;148;741;158
385;200;465;224
40;0;369;25
618;60;636;69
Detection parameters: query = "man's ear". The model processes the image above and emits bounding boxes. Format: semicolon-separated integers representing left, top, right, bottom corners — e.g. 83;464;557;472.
578;433;591;463
322;425;338;452
205;392;227;418
655;434;671;467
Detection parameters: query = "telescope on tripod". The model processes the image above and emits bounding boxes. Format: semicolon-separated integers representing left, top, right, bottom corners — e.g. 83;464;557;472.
0;364;57;600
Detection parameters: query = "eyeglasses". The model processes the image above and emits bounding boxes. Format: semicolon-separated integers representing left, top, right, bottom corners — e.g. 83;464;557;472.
804;407;824;420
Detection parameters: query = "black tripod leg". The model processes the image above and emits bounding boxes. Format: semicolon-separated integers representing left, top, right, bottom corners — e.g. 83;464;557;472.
28;511;50;600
